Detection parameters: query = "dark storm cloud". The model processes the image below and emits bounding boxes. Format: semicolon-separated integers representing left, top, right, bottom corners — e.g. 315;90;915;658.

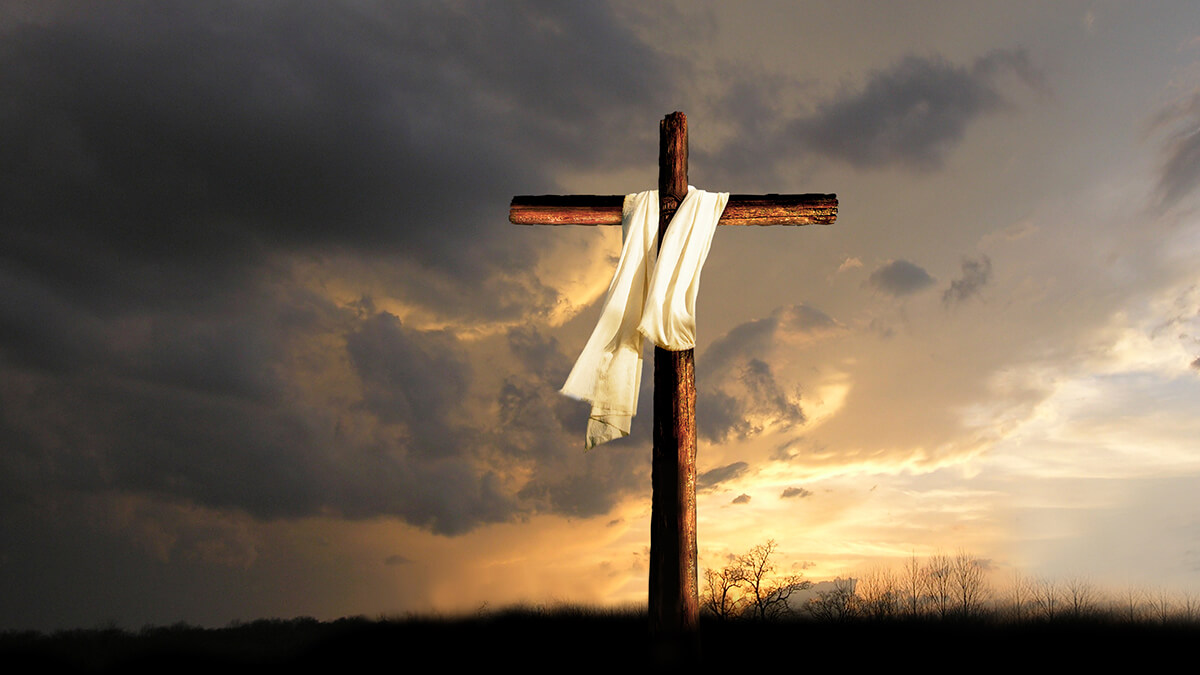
0;264;110;373
516;457;642;519
345;312;470;455
780;487;812;499
0;1;678;320
507;325;574;383
700;49;1043;179
0;277;535;536
0;305;524;536
698;462;749;489
696;305;839;442
1150;92;1200;207
696;70;803;184
504;377;647;519
493;333;649;520
867;259;935;297
0;1;685;538
792;50;1043;170
731;494;751;505
943;255;992;307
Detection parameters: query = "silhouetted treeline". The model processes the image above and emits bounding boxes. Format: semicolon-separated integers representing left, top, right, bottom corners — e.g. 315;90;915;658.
706;543;1200;626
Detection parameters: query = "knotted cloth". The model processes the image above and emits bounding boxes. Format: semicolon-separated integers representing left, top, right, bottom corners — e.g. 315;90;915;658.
561;186;729;449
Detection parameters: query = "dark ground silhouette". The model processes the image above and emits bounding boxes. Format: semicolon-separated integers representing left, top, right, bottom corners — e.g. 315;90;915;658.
3;607;1196;673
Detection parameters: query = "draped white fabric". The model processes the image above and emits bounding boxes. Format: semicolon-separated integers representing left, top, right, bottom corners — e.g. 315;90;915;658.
560;186;728;449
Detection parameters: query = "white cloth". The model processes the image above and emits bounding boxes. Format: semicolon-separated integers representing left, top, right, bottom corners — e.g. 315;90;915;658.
561;186;728;449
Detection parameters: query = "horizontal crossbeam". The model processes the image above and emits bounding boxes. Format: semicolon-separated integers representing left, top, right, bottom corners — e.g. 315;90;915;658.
509;193;837;226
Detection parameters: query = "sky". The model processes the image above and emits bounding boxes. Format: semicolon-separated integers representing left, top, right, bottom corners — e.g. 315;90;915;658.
3;1;1200;631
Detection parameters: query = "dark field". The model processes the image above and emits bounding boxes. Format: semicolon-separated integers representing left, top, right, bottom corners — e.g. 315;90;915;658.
4;608;1197;673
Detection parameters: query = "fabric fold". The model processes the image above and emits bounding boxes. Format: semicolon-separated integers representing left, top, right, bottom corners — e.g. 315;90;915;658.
560;186;728;449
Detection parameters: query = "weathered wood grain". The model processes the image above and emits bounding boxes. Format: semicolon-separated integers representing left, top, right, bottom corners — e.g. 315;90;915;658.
509;193;838;226
648;113;699;651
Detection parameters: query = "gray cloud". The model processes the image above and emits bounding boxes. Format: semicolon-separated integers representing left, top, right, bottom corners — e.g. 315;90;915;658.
1150;92;1200;207
868;317;896;340
703;304;839;374
0;264;113;373
499;327;653;521
507;371;649;518
1191;357;1200;371
696;391;744;445
742;358;805;425
731;494;751;505
792;50;1043;170
698;49;1043;181
494;364;647;521
697;69;804;184
780;487;812;499
516;460;643;520
943;255;993;307
695;305;842;442
868;259;936;297
698;359;804;443
507;325;574;383
345;312;470;456
698;462;749;489
384;555;412;566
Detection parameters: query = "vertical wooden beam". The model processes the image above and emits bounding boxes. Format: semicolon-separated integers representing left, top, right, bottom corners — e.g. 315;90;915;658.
649;111;699;659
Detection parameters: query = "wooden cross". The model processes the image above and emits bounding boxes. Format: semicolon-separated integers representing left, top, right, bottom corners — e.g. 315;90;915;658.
509;112;837;648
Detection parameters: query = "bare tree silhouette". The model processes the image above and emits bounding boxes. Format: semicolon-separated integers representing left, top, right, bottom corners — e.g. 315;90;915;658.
925;552;954;619
1153;587;1175;625
952;550;990;618
701;540;809;621
1033;577;1060;621
702;564;745;621
738;540;809;621
903;552;925;617
856;566;900;619
1120;586;1145;623
806;577;859;622
1064;576;1096;619
1008;570;1034;623
1181;592;1198;623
